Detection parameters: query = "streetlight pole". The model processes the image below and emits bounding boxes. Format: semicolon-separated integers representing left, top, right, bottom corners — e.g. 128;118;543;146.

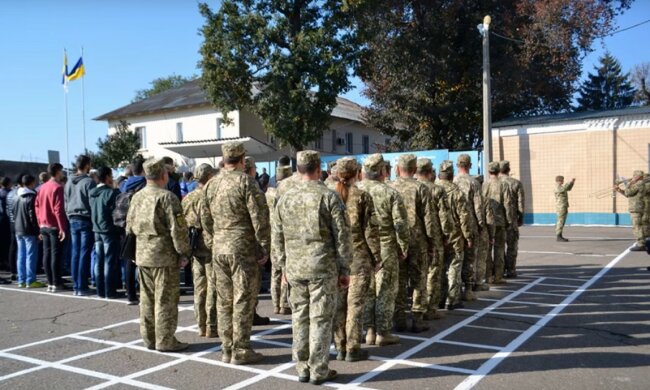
480;15;492;176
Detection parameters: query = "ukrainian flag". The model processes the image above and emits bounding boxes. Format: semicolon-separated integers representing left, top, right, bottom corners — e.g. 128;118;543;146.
62;51;68;86
67;57;85;82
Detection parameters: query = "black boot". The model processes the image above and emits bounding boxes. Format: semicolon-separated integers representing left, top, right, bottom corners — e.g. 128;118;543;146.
556;234;568;242
253;312;270;326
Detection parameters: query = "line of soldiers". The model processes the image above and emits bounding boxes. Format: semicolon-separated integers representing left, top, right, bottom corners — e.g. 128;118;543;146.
614;170;650;252
124;144;525;385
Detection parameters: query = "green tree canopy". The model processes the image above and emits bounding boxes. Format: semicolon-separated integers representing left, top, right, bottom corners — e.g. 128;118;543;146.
133;74;196;103
577;52;636;111
198;0;355;152
87;120;141;168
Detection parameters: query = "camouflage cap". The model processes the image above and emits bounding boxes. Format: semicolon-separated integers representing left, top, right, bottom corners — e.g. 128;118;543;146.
244;156;256;172
416;158;433;173
457;153;472;166
363;153;385;174
143;158;169;178
276;165;292;181
327;160;337;170
336;157;359;177
222;141;245;159
556;175;564;182
297;150;320;166
488;161;500;174
194;163;217;183
499;160;510;172
439;160;454;174
398;154;417;170
633;170;644;179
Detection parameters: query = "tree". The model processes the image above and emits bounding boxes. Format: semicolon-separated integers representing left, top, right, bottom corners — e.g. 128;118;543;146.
349;0;633;151
133;74;196;103
631;62;650;106
577;52;636;111
87;121;141;168
198;1;355;152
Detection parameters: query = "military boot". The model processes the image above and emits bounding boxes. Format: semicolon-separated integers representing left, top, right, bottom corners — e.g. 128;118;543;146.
231;349;264;365
630;245;645;252
253;312;271;326
336;350;346;361
221;349;232;363
198;326;206;337
279;307;292;315
345;349;369;362
473;283;490;292
206;328;219;338
376;331;400;346
157;340;189;352
462;285;477;301
394;316;408;332
411;313;430;333
556;234;569;242
424;309;445;321
365;327;376;345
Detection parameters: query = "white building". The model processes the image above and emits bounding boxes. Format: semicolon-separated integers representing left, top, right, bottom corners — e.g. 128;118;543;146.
94;80;388;168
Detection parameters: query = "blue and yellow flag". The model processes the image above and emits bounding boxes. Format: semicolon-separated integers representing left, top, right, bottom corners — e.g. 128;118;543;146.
62;50;68;86
67;57;85;82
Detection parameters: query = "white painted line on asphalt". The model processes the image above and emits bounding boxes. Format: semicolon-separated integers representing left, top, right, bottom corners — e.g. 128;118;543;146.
520;235;631;241
380;358;476;375
507;280;580;289
458;308;544;319
222;361;297;390
492;288;567;297
525;275;591;282
0;285;131;304
464;325;525;334
454;245;633;390
436;340;503;351
393;333;428;341
478;298;558;308
339;278;546;389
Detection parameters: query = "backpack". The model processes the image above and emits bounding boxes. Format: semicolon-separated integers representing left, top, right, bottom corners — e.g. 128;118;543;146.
112;181;145;228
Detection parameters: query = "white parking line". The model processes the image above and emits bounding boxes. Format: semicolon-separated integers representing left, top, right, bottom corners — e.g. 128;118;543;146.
454;245;633;390
478;298;558;307
457;308;543;319
0;285;131;304
464;325;524;334
507;280;579;289
436;340;503;351
491;288;567;297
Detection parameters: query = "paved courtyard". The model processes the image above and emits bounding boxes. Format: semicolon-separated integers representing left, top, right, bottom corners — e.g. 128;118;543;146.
1;226;649;389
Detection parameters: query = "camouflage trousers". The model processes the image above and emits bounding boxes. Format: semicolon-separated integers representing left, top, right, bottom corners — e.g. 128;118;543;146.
288;276;338;381
426;248;444;314
213;254;259;354
556;207;568;235
462;228;479;287
631;212;645;247
394;245;427;323
643;212;650;239
473;227;489;285
505;226;519;275
271;261;289;310
444;238;464;306
192;256;217;333
334;271;371;353
138;266;181;350
487;226;506;281
364;253;399;333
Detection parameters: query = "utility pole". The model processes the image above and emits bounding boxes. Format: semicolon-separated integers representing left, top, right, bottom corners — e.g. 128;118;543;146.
480;15;492;176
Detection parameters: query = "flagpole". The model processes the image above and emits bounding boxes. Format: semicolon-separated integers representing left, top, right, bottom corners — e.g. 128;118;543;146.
65;78;70;172
81;46;87;153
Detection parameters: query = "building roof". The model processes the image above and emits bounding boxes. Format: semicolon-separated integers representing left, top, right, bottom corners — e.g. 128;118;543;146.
159;136;276;159
94;79;365;123
493;106;650;128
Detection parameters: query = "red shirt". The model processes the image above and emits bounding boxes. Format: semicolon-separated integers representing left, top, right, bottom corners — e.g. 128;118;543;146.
35;180;67;232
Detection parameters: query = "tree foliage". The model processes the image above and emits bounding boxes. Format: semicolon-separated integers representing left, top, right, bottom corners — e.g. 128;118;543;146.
198;0;355;152
133;74;196;103
349;0;633;151
87;121;141;168
577;52;636;110
631;62;650;106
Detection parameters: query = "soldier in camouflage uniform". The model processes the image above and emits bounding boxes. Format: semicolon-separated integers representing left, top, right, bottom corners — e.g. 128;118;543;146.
182;163;218;338
126;158;191;352
483;162;515;284
454;154;487;297
437;161;472;309
389;154;442;332
554;176;575;242
416;158;454;320
324;161;338;190
615;170;646;251
642;174;650;240
331;157;381;362
358;154;408;346
499;161;524;278
272;150;351;385
266;165;292;315
202;142;270;365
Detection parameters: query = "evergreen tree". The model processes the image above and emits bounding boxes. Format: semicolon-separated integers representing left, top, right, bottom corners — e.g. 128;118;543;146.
577;53;636;111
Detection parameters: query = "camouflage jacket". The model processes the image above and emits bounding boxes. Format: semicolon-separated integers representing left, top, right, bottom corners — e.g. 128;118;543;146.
276;172;301;198
203;167;270;258
438;180;472;244
324;176;338;191
418;178;457;240
356;179;410;257
181;187;212;258
555;181;574;210
273;180;351;279
126;184;191;267
389;176;442;251
622;181;645;213
344;185;381;274
500;175;525;224
454;173;484;231
483;177;515;236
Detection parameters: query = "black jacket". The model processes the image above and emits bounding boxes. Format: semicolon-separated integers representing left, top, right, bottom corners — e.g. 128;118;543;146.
90;184;120;234
13;188;39;236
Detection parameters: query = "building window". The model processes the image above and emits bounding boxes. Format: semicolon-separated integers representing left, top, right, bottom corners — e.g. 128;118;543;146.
176;122;183;142
332;130;337;152
135;126;147;149
216;117;223;139
362;135;370;154
385;138;391;147
314;135;322;150
346;132;353;153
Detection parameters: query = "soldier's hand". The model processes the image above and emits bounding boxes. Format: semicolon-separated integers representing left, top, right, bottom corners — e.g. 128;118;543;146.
466;239;473;248
257;255;269;266
179;257;189;268
339;275;350;289
571;178;576;183
399;251;408;262
282;273;288;285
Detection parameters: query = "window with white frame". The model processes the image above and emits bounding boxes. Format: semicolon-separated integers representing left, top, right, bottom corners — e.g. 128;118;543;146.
176;122;183;142
332;130;337;152
346;132;353;153
362;135;370;154
135;126;147;149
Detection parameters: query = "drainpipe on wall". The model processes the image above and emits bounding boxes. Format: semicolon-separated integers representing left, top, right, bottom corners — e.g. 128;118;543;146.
612;117;621;222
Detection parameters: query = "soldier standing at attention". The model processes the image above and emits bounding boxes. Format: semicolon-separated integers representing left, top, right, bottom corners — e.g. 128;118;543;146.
499;161;524;278
437;161;472;310
272;150;351;385
182;163;217;338
266;165;292;315
483;162;515;284
554;176;575;242
126;158;191;352
454;154;486;299
615;170;646;251
357;154;408;346
203;142;270;365
332;157;381;362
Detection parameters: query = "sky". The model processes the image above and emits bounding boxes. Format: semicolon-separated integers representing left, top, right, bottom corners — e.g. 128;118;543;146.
1;0;649;168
